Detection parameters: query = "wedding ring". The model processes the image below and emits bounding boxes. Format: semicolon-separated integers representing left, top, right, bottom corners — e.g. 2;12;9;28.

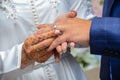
33;45;40;52
53;24;57;30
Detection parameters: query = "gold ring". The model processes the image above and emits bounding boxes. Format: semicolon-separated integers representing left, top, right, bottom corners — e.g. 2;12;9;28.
33;45;40;52
53;24;57;30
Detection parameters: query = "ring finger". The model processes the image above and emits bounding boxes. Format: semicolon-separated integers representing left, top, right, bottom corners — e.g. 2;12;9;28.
61;42;67;53
56;45;63;54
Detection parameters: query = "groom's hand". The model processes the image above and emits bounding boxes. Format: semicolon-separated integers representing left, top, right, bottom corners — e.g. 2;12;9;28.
37;10;77;55
21;30;57;67
47;18;91;52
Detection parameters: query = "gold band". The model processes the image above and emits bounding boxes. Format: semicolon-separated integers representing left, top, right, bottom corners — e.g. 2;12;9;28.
53;24;57;30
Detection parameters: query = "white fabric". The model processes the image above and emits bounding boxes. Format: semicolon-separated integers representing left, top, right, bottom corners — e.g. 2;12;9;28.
0;0;95;80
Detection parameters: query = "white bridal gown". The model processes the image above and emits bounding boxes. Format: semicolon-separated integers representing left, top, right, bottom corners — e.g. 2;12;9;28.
0;0;95;80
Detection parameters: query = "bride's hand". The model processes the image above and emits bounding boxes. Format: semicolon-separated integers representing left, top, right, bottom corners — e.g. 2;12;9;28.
21;30;58;69
24;29;57;53
35;25;60;62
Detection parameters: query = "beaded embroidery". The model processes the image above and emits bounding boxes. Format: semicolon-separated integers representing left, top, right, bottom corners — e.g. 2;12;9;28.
1;0;17;22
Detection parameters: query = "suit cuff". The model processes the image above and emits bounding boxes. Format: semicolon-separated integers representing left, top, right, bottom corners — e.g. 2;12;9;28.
90;17;120;58
90;17;107;55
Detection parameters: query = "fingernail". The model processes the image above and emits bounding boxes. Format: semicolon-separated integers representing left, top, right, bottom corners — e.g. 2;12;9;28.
55;30;62;35
55;59;60;63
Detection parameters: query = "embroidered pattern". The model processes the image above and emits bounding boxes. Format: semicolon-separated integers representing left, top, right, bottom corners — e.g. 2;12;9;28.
0;0;17;22
85;0;95;19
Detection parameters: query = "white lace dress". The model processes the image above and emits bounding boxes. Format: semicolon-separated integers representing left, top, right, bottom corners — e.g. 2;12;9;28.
0;0;95;80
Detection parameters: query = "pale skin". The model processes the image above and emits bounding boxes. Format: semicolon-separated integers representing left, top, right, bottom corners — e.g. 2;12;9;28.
47;17;92;52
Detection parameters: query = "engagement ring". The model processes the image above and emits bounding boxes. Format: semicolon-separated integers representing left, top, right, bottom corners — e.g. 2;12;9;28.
53;24;57;30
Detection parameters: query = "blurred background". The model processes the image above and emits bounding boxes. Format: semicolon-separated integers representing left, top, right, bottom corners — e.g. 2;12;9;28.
72;0;104;80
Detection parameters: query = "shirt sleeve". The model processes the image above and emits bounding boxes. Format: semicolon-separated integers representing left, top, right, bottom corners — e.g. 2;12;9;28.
0;43;34;74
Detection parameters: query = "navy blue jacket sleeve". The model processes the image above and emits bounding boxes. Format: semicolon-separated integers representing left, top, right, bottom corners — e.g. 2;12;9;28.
90;17;120;58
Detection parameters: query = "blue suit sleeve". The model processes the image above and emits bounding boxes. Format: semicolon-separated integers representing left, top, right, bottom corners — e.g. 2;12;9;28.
90;17;120;58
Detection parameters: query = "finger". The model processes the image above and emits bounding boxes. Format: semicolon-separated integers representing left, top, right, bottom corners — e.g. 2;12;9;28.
35;28;51;35
54;50;60;63
35;24;53;35
56;45;63;54
25;30;57;51
36;51;54;63
36;24;47;29
24;30;57;52
47;34;68;52
70;42;75;48
25;24;54;47
65;10;77;18
36;24;53;29
26;38;55;53
36;30;57;42
61;42;67;53
56;10;77;21
24;35;38;47
24;29;57;50
55;30;62;35
54;10;77;24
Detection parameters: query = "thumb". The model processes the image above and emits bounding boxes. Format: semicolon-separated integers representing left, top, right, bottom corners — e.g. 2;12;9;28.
54;10;77;24
54;50;60;63
65;10;77;18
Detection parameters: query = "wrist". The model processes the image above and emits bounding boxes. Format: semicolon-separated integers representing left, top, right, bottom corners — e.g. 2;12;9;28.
86;20;92;46
21;45;35;69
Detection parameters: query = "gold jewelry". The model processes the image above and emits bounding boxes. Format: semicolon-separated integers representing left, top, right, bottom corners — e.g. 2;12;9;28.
33;45;40;52
53;24;57;29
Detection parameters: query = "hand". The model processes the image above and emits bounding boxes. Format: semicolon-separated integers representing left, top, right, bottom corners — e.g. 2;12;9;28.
21;45;34;69
54;10;76;54
37;10;77;54
34;25;60;62
47;18;92;52
21;30;58;69
20;10;77;68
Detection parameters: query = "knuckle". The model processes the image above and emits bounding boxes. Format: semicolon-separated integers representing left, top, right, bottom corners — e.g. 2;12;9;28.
25;47;32;54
